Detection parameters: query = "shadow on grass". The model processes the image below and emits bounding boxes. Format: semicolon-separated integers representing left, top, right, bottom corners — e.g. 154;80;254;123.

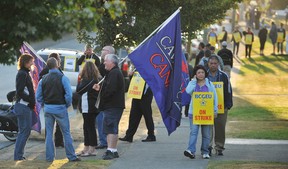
227;96;288;140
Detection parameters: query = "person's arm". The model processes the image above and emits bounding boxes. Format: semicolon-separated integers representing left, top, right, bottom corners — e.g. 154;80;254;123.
77;79;95;95
77;55;86;65
36;80;44;104
209;81;218;116
185;78;197;95
62;76;72;108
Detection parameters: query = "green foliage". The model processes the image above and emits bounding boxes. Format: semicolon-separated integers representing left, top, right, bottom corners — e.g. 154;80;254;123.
0;0;125;65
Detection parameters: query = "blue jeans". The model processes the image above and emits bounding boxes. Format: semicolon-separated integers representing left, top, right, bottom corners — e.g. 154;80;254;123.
14;104;32;160
96;111;107;146
45;110;77;162
187;119;210;155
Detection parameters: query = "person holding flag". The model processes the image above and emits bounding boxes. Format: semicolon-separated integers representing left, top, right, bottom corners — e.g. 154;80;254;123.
14;54;35;161
184;65;218;159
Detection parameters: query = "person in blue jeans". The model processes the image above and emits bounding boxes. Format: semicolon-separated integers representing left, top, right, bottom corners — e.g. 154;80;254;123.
95;112;107;149
14;54;35;161
184;65;218;159
36;58;80;162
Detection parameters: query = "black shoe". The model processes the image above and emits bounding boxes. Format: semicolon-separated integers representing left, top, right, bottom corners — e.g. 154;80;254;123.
70;157;81;162
217;150;223;156
113;151;119;158
184;150;195;159
208;147;212;156
142;135;156;142
102;150;114;160
95;144;107;149
119;136;133;143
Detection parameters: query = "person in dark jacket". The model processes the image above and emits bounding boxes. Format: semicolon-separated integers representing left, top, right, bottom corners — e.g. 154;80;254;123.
93;54;125;160
243;27;254;58
258;25;268;56
194;42;205;67
76;61;100;157
269;22;278;55
217;41;233;78
39;53;64;148
277;23;286;55
77;44;100;68
14;54;35;161
207;55;233;156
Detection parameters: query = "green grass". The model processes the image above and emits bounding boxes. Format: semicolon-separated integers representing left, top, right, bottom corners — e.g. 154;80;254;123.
208;161;288;169
227;33;288;140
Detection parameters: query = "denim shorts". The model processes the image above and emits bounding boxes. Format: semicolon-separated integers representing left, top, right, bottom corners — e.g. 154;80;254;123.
103;108;123;134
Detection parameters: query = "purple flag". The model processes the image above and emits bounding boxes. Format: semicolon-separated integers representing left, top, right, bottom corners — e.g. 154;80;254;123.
128;9;185;135
20;42;45;133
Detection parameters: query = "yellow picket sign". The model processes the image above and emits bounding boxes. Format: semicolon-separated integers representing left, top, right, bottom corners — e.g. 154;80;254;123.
212;82;224;114
209;36;217;47
64;56;76;71
192;92;214;125
80;58;95;70
233;32;241;43
218;32;225;41
277;32;284;43
127;72;145;99
245;34;253;45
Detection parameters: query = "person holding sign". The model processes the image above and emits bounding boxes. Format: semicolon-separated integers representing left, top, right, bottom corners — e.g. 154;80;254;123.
243;27;254;58
207;27;218;48
119;71;155;142
269;22;278;55
218;26;228;47
277;23;286;55
184;65;218;160
207;55;233;156
231;26;242;57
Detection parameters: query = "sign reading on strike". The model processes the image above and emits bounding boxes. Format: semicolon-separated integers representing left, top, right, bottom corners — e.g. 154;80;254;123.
212;82;224;114
192;92;214;125
127;71;145;99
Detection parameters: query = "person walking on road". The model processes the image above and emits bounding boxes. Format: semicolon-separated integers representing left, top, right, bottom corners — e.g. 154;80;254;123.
39;53;64;148
76;61;100;157
217;41;233;78
14;54;35;161
36;58;80;162
93;54;125;160
258;25;268;56
207;27;218;48
184;65;218;160
231;26;242;57
269;22;278;55
119;74;156;142
243;27;254;58
207;55;233;156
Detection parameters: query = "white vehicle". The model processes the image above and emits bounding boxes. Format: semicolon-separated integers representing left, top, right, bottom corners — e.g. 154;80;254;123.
37;48;83;93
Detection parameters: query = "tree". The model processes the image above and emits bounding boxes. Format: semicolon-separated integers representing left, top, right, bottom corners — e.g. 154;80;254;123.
0;0;125;65
78;0;242;54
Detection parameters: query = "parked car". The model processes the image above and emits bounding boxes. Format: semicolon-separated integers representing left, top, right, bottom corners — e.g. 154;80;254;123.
37;48;83;108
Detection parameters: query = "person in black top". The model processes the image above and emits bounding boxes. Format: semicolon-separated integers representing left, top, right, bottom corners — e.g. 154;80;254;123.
277;23;286;55
77;44;101;68
194;42;205;67
14;54;35;160
217;41;233;78
39;53;64;148
258;25;268;56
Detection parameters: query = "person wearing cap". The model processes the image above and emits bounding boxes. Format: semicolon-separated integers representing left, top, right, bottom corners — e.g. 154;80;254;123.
217;41;233;78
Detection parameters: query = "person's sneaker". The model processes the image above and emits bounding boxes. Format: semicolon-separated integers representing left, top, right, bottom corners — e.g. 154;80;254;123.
102;150;114;160
95;144;108;149
184;150;195;159
119;136;133;143
70;157;81;162
113;151;119;158
208;147;212;156
202;154;210;159
141;135;156;142
217;150;223;156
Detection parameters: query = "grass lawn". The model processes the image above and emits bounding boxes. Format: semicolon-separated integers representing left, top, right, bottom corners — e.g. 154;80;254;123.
227;33;288;140
208;161;288;169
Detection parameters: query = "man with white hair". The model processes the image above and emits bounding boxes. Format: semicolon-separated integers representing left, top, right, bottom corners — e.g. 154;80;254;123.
93;54;125;160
